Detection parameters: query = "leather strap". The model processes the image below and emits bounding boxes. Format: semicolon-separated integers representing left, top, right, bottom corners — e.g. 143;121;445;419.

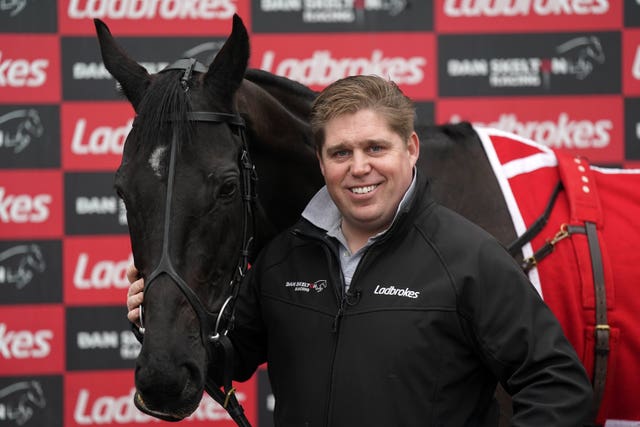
507;181;563;257
205;336;251;427
564;223;609;424
586;221;609;423
556;154;609;423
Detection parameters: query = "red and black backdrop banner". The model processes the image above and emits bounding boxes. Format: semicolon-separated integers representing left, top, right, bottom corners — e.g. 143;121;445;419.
0;1;638;426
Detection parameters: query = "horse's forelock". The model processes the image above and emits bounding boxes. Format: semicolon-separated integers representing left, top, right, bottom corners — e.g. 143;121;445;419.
134;71;194;152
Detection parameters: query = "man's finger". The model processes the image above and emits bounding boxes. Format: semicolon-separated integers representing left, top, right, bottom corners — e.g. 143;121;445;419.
127;279;144;296
127;307;141;326
126;263;140;284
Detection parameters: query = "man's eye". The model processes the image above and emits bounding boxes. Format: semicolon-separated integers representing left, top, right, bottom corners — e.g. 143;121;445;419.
333;150;349;158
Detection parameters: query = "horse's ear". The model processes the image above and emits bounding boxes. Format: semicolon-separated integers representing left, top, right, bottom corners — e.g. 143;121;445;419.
94;19;150;111
203;14;249;102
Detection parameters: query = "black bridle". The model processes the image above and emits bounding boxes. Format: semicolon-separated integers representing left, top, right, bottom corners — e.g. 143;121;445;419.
135;59;255;427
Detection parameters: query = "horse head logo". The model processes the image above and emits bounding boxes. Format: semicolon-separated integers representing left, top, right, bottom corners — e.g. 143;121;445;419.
0;244;46;289
312;280;328;293
0;109;44;154
0;0;28;17
555;36;605;80
386;0;408;16
0;381;46;425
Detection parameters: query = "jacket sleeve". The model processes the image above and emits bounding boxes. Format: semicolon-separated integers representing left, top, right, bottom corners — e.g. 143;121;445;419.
462;238;593;427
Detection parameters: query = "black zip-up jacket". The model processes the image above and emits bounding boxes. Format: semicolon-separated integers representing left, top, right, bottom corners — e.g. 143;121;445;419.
229;172;592;426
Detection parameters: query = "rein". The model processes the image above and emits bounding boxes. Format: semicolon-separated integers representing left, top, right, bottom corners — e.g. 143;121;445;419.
135;59;255;427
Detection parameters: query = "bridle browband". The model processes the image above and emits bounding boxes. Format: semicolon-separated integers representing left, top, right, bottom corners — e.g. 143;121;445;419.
135;58;255;426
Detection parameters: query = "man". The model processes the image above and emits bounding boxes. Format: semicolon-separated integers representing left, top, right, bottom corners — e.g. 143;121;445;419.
128;75;592;426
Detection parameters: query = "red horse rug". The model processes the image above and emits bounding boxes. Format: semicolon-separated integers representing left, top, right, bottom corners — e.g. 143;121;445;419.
476;127;640;426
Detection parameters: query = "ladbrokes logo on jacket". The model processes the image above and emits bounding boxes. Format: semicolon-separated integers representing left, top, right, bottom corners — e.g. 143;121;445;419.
373;285;420;299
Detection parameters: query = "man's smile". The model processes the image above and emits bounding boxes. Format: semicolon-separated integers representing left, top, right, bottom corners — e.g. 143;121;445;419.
349;184;379;194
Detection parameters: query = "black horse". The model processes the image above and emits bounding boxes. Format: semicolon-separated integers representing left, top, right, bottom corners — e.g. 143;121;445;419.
95;14;517;424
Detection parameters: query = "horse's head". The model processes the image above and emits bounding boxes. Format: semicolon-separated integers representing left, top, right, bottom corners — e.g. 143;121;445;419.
95;15;253;420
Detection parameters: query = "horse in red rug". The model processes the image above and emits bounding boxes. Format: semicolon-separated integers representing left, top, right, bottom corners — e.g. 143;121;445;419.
478;127;640;426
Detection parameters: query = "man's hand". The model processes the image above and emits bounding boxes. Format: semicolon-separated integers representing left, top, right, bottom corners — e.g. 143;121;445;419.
126;264;144;326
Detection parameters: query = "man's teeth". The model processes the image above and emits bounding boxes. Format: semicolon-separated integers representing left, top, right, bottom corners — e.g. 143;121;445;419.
351;185;377;194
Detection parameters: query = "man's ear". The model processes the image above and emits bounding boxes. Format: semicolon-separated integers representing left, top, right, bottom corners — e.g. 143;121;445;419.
408;132;420;166
316;149;326;177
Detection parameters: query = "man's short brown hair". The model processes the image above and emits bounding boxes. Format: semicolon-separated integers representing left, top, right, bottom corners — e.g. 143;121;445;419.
310;75;415;151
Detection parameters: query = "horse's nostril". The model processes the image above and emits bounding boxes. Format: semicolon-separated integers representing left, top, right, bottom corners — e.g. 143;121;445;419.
181;362;203;394
134;359;204;420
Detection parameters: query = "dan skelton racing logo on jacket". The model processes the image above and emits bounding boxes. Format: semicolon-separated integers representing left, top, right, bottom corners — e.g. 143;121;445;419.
285;280;328;293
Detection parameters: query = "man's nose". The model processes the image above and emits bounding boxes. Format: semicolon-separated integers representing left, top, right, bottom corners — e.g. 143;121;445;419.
350;151;371;175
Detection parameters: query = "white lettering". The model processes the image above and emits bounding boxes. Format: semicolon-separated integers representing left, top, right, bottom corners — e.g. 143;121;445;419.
447;59;488;76
373;285;420;299
71;118;131;155
77;331;119;349
443;0;609;17
261;0;302;11
632;46;640;80
0;324;52;359
72;62;112;80
0;53;48;88
471;113;612;149
73;253;133;289
75;196;118;215
73;387;243;424
67;0;235;20
260;50;425;86
0;188;51;224
119;331;141;359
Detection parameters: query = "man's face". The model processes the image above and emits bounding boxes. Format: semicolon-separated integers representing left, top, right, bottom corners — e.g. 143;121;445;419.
317;108;419;241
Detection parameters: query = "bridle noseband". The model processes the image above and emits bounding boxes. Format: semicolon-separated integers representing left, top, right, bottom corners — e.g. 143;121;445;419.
134;58;255;426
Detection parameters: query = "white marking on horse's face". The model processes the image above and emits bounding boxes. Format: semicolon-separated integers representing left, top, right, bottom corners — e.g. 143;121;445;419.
149;146;168;178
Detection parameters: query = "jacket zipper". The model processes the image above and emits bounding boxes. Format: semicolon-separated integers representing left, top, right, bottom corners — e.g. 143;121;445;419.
322;240;346;427
313;236;347;331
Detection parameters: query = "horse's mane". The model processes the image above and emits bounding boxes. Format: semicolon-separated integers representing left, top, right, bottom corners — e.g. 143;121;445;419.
135;71;193;151
244;68;317;102
419;121;477;148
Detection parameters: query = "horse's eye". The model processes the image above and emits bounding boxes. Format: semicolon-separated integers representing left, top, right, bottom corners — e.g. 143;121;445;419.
219;180;238;198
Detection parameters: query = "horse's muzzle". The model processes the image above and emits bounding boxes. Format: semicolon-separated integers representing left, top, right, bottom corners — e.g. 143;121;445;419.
134;390;190;422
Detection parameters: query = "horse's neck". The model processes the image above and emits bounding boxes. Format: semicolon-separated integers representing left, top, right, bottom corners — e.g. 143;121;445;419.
237;78;324;254
420;123;517;247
